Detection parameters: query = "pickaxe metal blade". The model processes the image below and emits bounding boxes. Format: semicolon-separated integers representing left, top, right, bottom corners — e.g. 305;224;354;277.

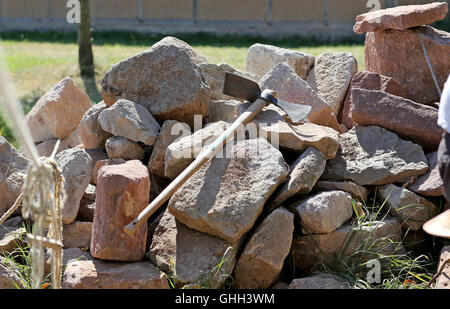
223;72;312;123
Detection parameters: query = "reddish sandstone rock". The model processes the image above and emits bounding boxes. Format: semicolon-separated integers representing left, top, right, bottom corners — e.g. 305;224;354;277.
351;88;442;152
341;71;412;128
91;160;150;261
354;2;448;34
365;26;450;104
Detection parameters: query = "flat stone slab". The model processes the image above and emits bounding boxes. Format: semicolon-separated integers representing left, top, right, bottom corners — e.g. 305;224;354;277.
270;147;326;208
354;2;449;34
148;120;190;178
148;209;237;288
341;71;412;128
322;126;428;186
314;180;369;202
435;246;450;289
259;62;340;131
62;258;169;289
246;43;315;79
351;88;442;152
289;273;352;289
164;121;229;179
378;184;438;231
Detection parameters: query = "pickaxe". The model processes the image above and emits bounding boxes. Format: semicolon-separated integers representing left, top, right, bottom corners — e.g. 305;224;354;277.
123;72;312;234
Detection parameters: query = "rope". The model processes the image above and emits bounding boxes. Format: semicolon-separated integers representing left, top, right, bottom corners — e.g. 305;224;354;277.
21;156;65;289
0;44;64;289
416;30;442;98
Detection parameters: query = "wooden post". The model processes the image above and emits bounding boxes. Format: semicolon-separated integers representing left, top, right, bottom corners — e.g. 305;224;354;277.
123;90;276;235
266;0;272;26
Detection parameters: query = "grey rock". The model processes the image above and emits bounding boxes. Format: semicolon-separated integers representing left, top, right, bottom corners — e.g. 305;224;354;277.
246;43;315;79
62;221;92;249
36;139;69;157
408;152;443;196
0;137;30;218
199;63;259;101
312;52;358;115
164;121;229;179
148;210;237;288
207;100;243;123
62;259;169;289
78;101;113;149
378;184;438;231
322;126;428;185
294;190;353;234
56;148;93;224
105;136;145;161
98;99;160;146
100;36;210;127
83;184;96;201
234;208;294;289
85;149;108;185
293;217;403;274
76;198;95;222
289;273;352;289
63;127;82;148
314;180;369;202
0;217;25;254
271;147;326;208
168;138;289;244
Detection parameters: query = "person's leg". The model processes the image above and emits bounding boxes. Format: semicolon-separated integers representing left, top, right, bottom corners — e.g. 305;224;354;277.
438;132;450;203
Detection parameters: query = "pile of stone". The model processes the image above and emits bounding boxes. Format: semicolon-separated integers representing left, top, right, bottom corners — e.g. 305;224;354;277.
0;3;449;290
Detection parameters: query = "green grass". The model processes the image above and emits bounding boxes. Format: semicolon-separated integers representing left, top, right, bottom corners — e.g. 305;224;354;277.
0;30;365;101
315;189;444;289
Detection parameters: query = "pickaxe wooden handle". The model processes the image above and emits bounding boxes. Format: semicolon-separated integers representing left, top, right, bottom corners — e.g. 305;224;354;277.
123;89;275;235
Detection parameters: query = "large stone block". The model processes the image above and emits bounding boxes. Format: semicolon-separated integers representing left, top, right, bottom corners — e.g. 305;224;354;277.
168;138;289;244
91;160;150;261
365;26;450;104
25;77;92;143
